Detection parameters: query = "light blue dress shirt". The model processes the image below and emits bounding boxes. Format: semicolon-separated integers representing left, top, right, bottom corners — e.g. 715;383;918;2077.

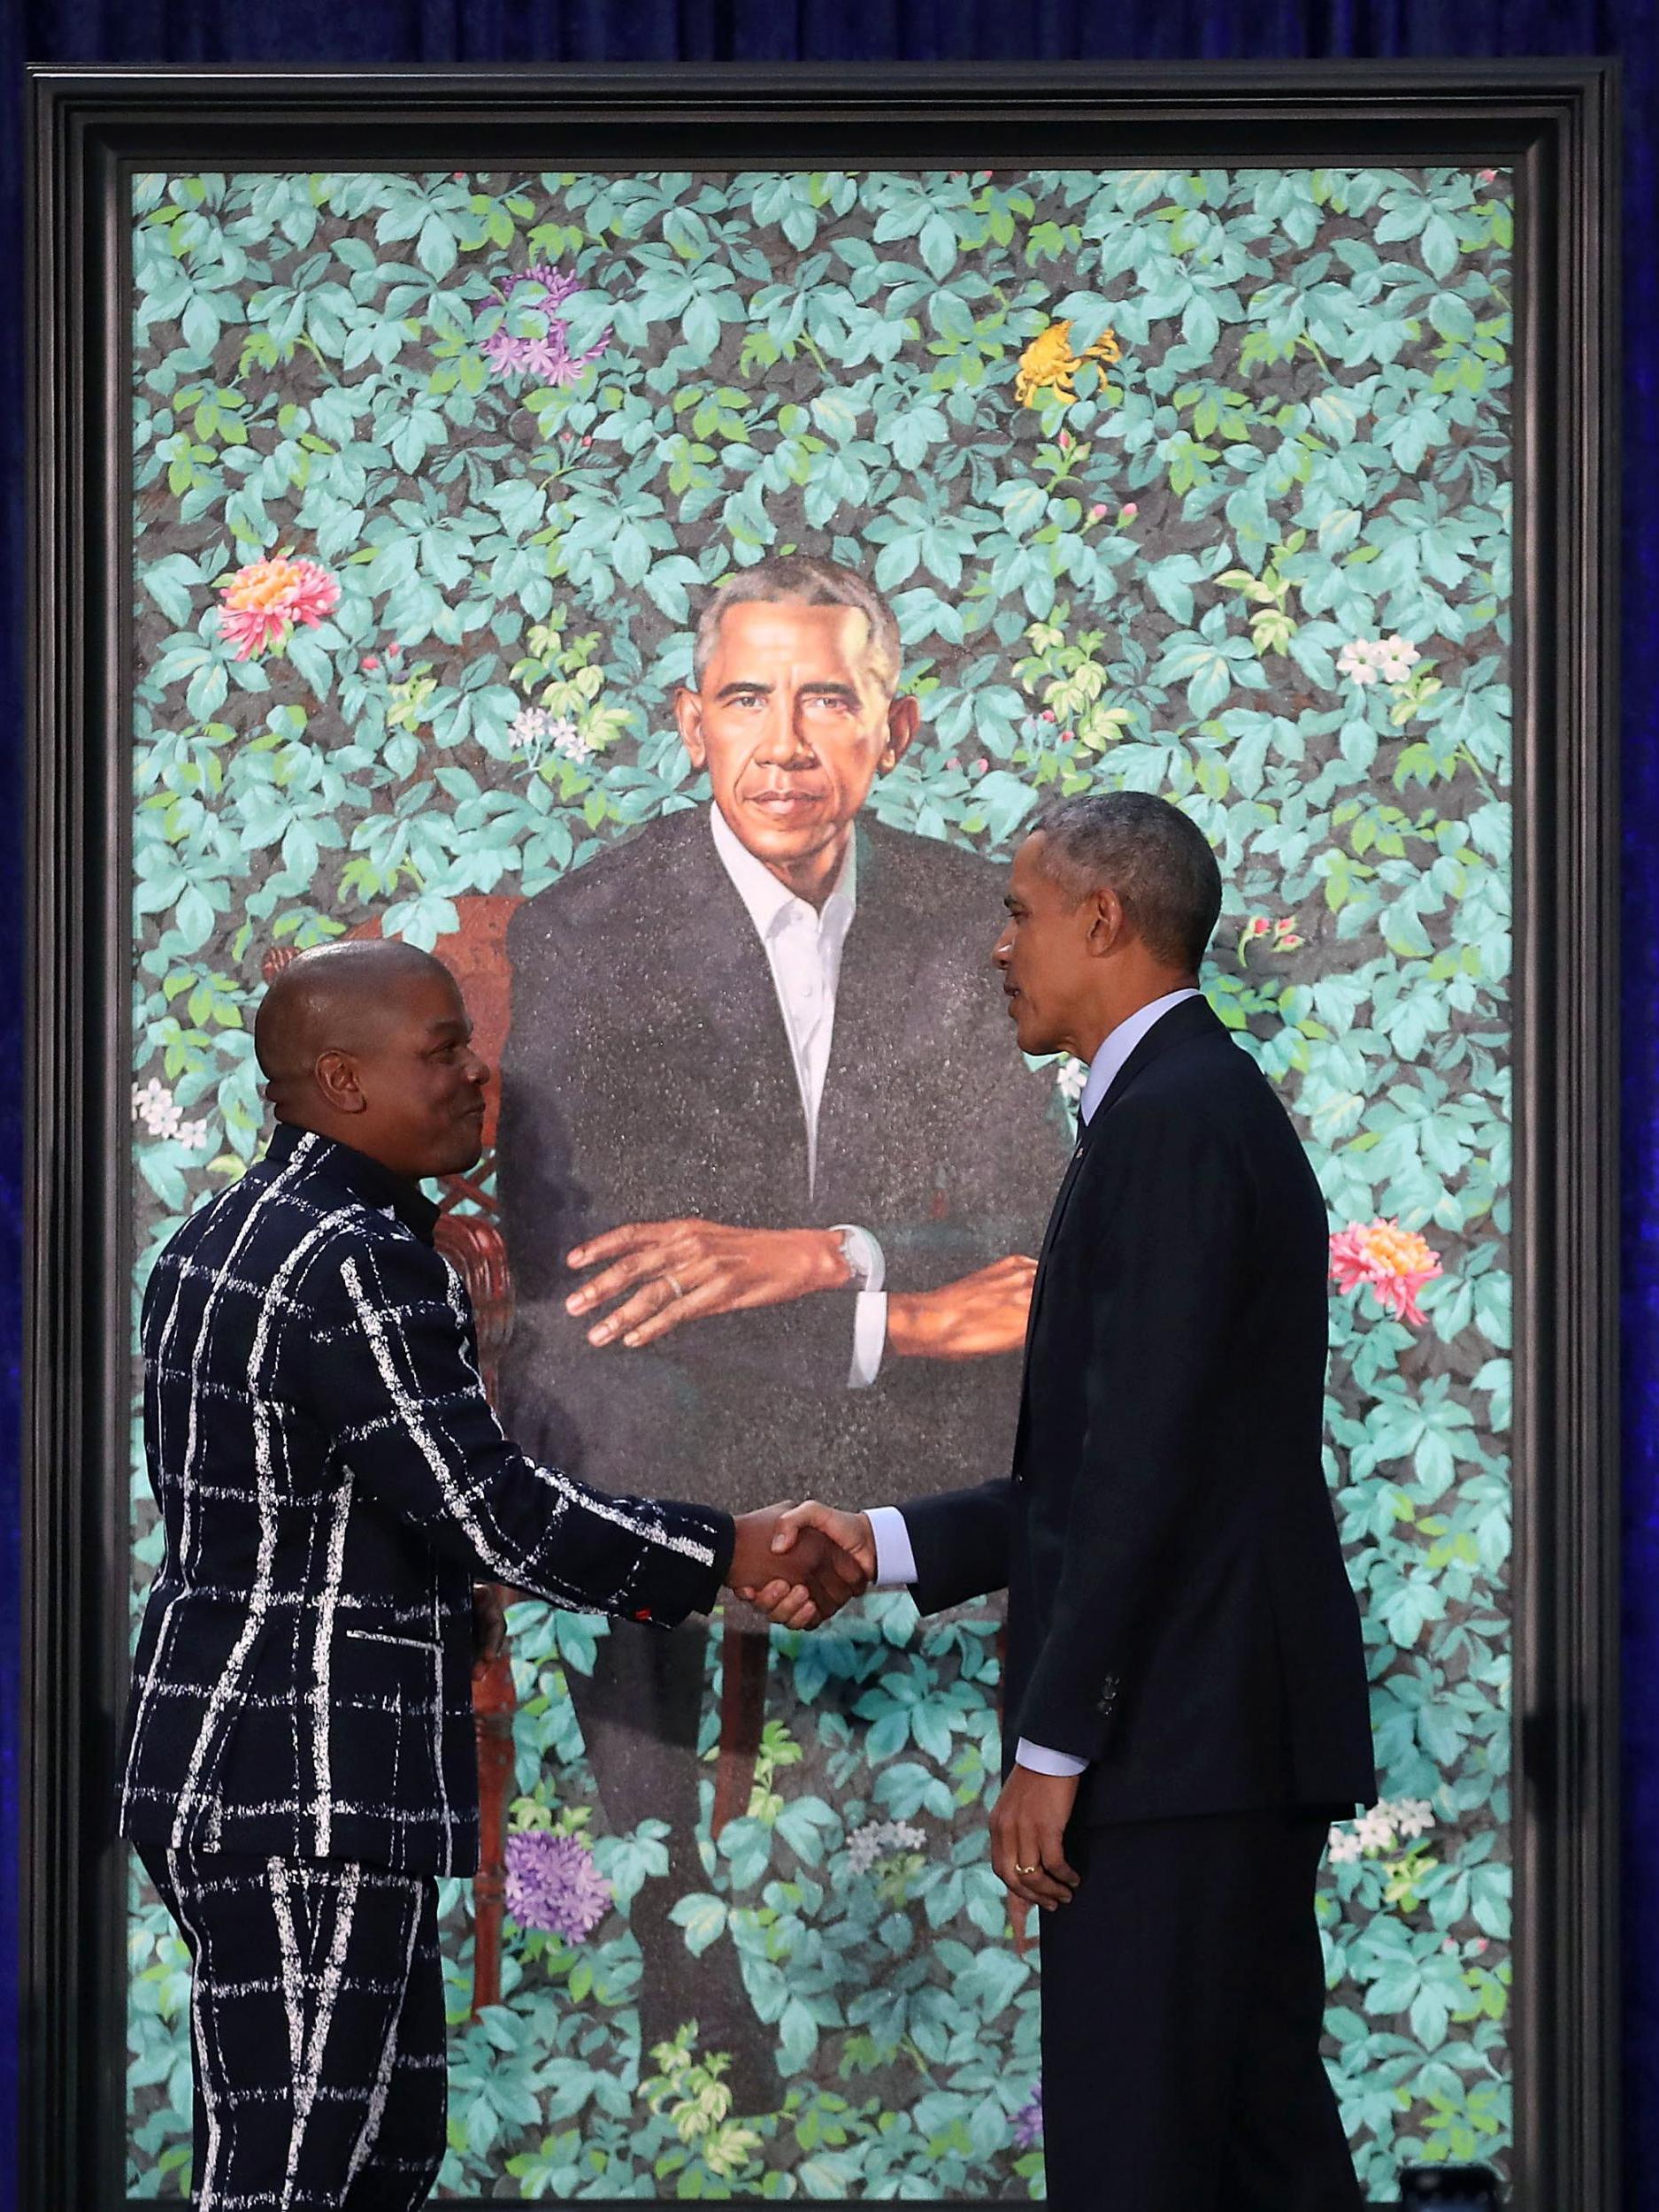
867;987;1201;1776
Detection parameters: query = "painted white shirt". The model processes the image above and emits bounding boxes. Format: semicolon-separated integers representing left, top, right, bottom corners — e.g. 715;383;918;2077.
708;805;887;1386
868;987;1202;1774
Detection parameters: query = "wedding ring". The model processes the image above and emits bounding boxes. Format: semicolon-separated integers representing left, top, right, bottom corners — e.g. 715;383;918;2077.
1014;1862;1040;1877
664;1273;686;1301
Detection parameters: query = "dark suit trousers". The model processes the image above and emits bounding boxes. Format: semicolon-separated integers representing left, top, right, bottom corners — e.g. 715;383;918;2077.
137;1840;445;2211
1038;1811;1363;2212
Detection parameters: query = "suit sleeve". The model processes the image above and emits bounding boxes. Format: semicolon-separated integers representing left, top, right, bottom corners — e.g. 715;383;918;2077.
898;1479;1015;1613
310;1225;734;1625
1015;1108;1250;1763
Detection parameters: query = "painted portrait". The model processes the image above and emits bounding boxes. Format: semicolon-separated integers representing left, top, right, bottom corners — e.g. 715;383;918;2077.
126;159;1514;2197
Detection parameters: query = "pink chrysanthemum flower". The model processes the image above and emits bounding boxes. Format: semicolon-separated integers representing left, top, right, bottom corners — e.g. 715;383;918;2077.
1329;1217;1443;1327
216;556;340;661
504;1829;611;1941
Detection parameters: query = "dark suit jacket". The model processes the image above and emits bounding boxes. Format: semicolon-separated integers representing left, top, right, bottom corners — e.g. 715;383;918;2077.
901;995;1377;1824
497;807;1066;1515
118;1124;733;1876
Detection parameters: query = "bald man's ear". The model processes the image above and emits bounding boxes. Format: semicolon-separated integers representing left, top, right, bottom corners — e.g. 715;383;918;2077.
675;687;707;770
880;693;921;771
313;1048;368;1117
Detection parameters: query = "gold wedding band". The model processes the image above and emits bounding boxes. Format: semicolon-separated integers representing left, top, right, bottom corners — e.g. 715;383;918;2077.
664;1273;685;1300
1014;1862;1040;1877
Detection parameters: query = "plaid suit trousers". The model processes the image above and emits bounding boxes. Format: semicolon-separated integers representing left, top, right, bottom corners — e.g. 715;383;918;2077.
137;1841;445;2211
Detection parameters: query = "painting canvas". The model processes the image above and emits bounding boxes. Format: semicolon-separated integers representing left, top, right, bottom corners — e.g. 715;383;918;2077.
123;157;1514;2199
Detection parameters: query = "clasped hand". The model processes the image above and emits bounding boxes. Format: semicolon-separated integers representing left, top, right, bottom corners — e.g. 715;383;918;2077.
726;1500;877;1629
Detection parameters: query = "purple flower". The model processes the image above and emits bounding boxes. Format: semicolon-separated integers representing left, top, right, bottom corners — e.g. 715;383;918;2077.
480;263;609;385
504;1830;611;1941
524;261;581;307
1013;2085;1043;2149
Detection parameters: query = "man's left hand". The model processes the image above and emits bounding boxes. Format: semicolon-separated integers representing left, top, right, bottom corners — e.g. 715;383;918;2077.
565;1219;849;1348
990;1764;1082;1913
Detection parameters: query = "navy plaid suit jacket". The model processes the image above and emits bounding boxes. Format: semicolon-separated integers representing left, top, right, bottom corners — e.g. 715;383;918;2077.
118;1122;734;1877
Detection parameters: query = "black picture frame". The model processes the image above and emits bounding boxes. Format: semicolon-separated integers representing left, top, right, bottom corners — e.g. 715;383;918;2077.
23;59;1620;2211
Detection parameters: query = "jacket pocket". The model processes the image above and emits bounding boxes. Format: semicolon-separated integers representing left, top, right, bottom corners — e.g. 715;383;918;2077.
342;1625;441;1655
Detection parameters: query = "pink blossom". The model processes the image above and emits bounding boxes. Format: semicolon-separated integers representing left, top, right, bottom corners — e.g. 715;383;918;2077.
361;653;380;672
217;556;341;661
1089;503;1108;520
1479;167;1498;184
1329;1218;1444;1328
1057;429;1071;450
1119;502;1139;521
482;263;606;385
972;757;989;774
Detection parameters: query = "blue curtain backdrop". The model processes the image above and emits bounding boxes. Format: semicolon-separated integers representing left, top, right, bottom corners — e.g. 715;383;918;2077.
2;4;1654;2207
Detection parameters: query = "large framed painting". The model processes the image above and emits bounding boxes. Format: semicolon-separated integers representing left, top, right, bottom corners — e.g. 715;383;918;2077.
25;60;1617;2209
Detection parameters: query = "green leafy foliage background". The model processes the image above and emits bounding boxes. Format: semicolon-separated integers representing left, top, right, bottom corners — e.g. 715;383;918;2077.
125;164;1512;2199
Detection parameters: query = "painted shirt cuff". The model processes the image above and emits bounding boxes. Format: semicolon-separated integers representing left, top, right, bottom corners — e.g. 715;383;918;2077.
866;1504;917;1587
1015;1738;1089;1778
848;1291;888;1387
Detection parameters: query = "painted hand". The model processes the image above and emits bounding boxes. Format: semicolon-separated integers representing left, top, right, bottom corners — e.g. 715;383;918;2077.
886;1253;1039;1360
742;1498;877;1630
989;1763;1082;1913
565;1219;849;1348
726;1503;870;1629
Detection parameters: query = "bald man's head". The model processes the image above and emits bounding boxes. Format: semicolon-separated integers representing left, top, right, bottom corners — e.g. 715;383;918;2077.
255;939;490;1181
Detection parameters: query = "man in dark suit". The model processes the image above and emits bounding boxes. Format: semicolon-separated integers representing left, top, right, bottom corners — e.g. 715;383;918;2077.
765;792;1377;2210
496;557;1065;2085
119;939;854;2211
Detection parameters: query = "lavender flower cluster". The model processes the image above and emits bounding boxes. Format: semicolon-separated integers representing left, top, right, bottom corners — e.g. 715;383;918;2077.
480;262;609;386
504;1828;612;1941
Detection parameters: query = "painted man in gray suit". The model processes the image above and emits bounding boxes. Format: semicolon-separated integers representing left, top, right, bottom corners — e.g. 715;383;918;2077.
497;557;1066;2091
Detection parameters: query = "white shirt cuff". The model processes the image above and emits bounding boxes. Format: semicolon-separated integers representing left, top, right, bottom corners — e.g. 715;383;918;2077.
866;1504;917;1587
848;1290;888;1388
1015;1738;1089;1778
831;1224;887;1291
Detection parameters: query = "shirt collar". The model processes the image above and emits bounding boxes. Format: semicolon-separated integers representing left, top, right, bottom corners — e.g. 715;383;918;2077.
709;801;857;939
265;1120;442;1244
1079;987;1204;1125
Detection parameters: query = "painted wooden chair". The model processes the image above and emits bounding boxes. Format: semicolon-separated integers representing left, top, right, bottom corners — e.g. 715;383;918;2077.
264;896;771;2014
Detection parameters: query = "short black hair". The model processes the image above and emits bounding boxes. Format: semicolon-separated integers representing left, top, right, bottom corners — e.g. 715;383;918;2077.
692;555;901;693
1030;791;1222;972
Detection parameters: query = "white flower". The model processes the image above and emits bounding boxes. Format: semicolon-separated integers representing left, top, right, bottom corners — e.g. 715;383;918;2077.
1393;1797;1435;1840
1354;1805;1398;1855
547;714;591;764
132;1078;182;1140
1055;1058;1087;1104
175;1118;211;1155
1338;634;1421;687
508;705;555;753
1326;1825;1363;1864
845;1818;926;1876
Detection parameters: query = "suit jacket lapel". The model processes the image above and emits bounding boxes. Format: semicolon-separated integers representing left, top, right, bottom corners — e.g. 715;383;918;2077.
816;824;917;1189
1010;995;1223;1472
1011;1106;1106;1469
678;822;811;1197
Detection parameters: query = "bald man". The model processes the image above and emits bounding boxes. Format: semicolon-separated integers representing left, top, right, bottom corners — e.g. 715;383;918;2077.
118;941;856;2212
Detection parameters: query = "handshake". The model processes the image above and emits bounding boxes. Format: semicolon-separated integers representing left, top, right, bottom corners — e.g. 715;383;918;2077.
726;1500;875;1628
